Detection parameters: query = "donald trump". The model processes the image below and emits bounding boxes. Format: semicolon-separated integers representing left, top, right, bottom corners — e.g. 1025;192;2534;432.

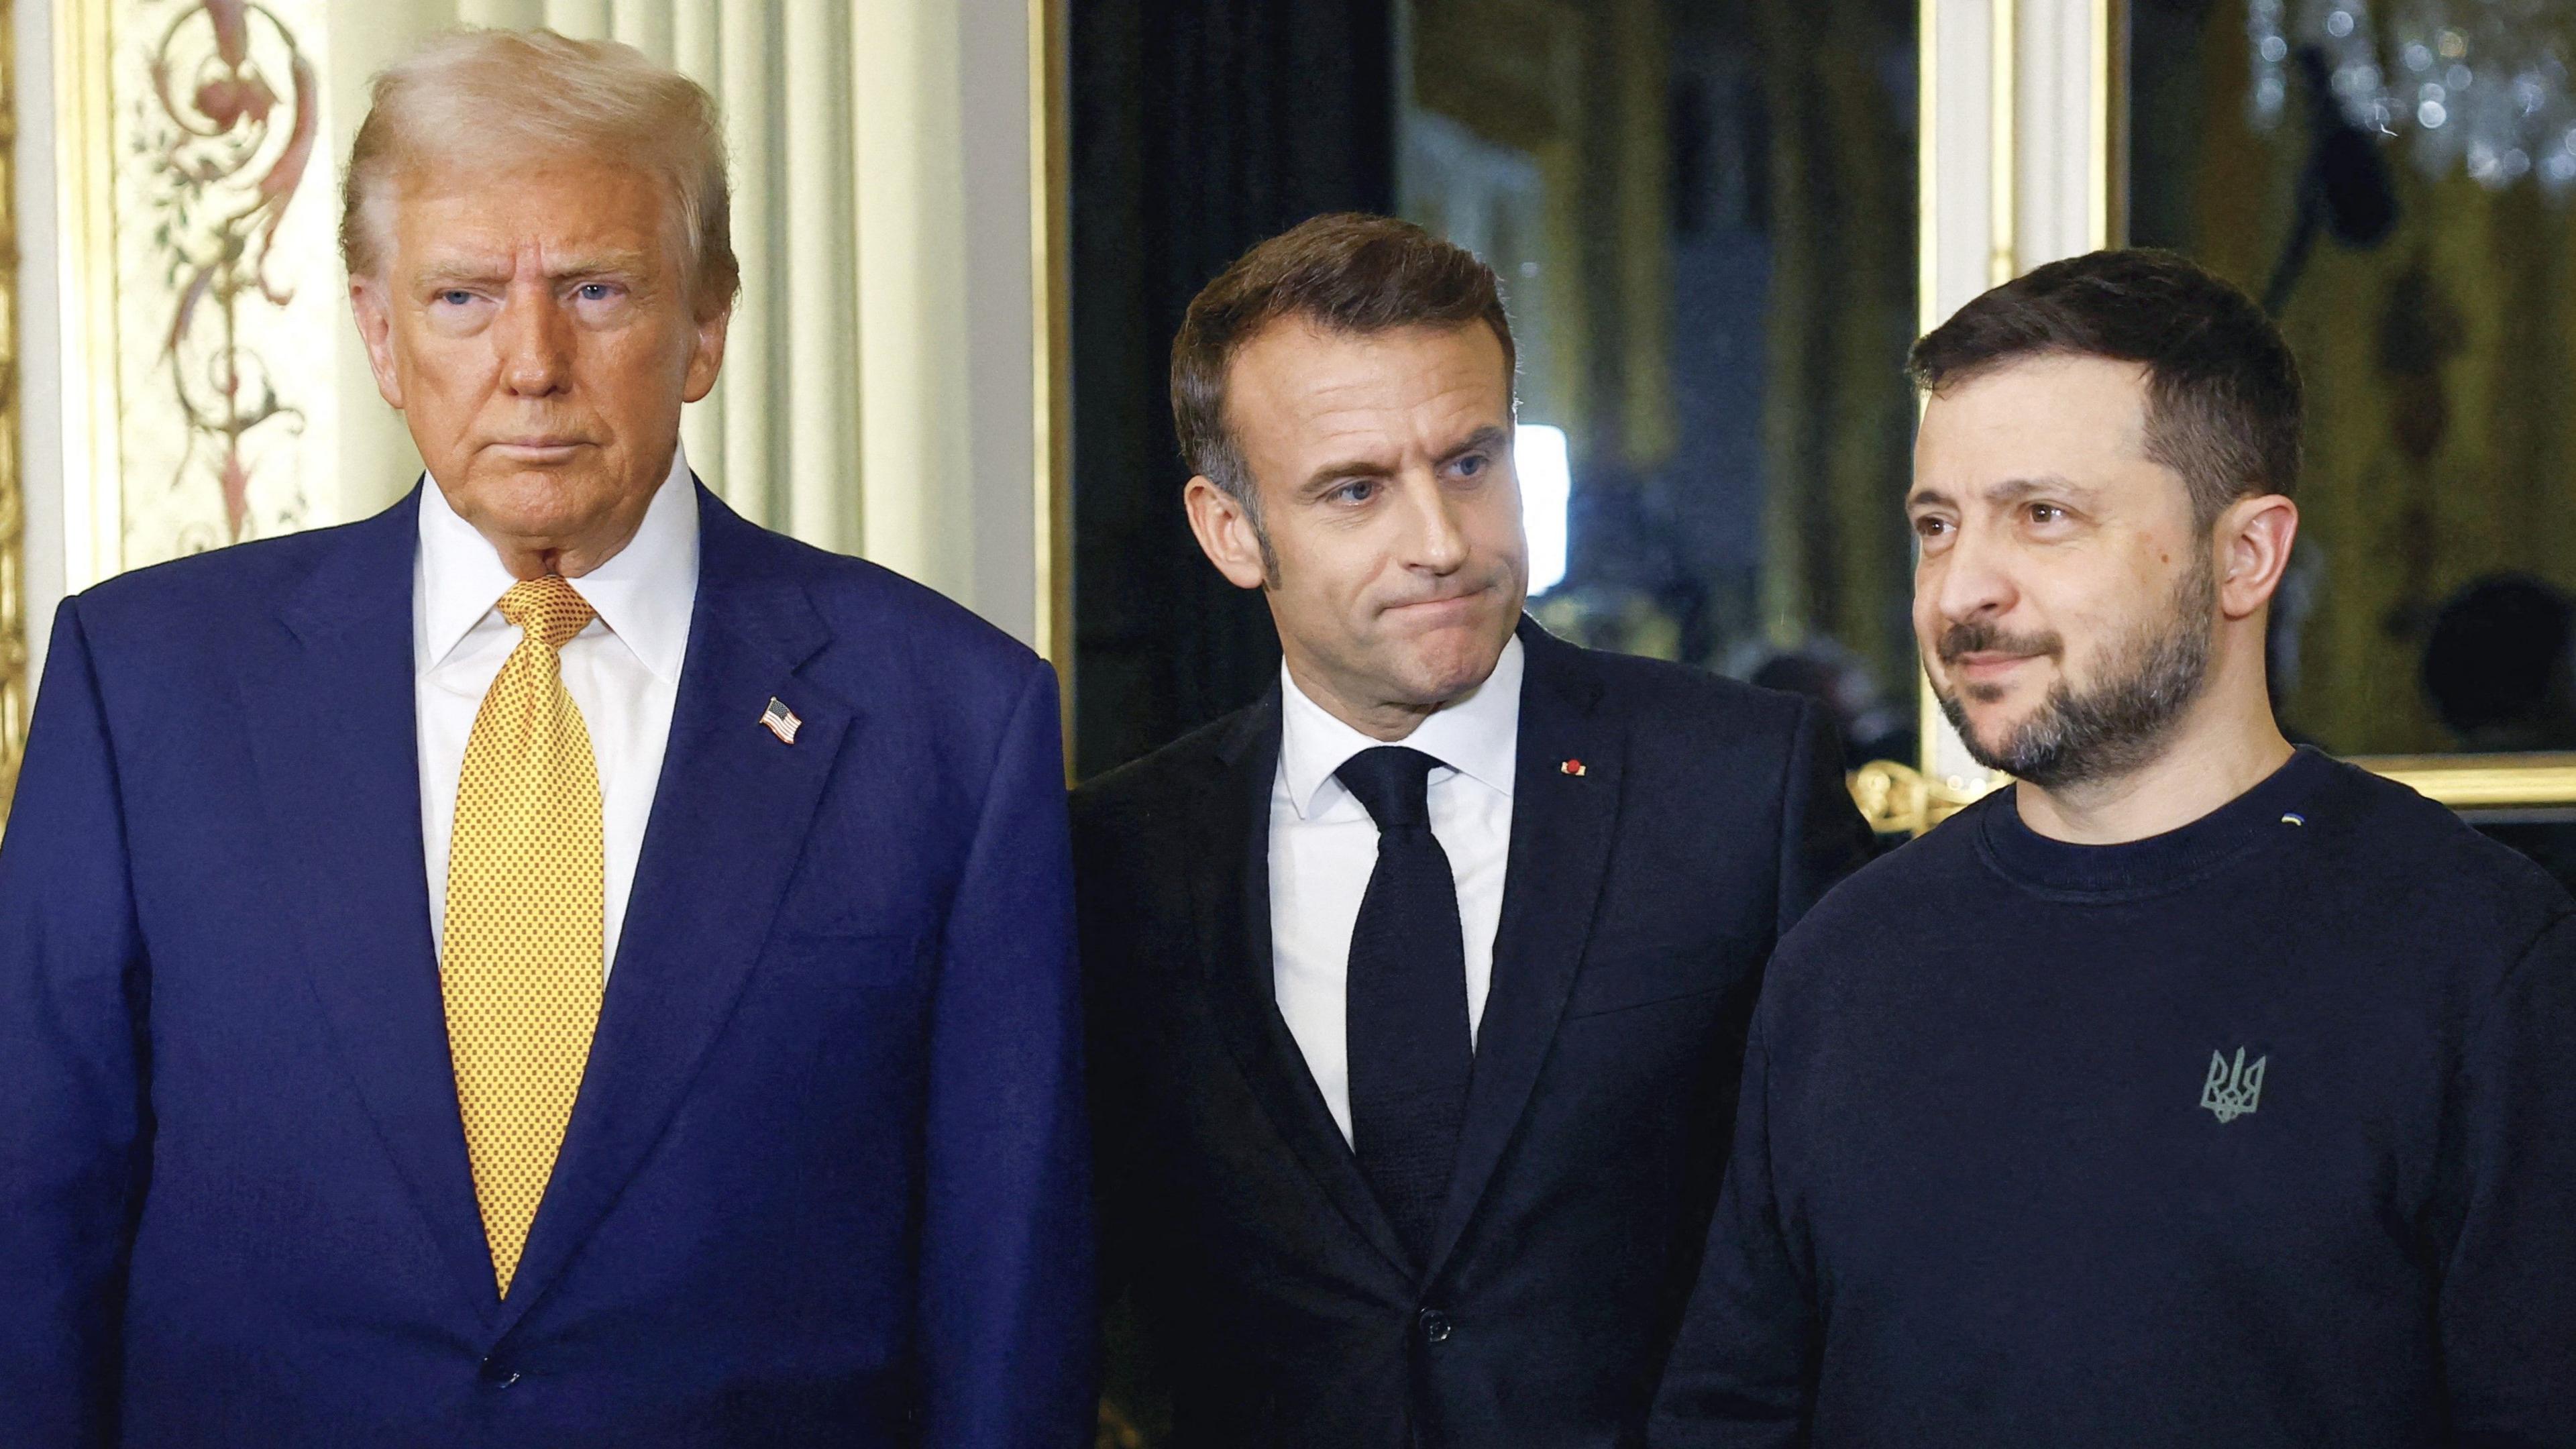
0;30;1091;1448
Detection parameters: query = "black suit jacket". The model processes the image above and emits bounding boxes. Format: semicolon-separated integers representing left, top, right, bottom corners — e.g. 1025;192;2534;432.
1074;619;1871;1448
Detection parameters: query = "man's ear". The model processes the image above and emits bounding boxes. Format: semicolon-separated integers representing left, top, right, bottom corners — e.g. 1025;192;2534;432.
2216;492;2299;621
684;302;731;403
1183;476;1271;590
350;278;406;411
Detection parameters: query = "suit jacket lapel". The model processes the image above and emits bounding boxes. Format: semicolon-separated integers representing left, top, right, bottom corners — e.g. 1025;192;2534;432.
495;487;852;1335
239;490;500;1322
1189;688;1415;1281
1426;621;1620;1277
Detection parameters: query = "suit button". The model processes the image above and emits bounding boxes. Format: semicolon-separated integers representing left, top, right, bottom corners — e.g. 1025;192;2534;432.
479;1356;520;1387
1417;1307;1454;1344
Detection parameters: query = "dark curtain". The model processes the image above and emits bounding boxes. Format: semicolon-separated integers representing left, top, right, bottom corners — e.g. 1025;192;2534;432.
1070;0;1398;780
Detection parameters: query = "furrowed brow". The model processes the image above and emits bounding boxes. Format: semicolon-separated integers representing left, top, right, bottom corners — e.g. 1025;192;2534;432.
413;260;512;290
545;252;653;282
1440;424;1512;464
1983;474;2091;505
1298;455;1399;498
409;252;655;291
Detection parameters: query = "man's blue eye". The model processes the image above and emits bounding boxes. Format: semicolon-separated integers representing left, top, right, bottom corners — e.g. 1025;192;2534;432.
578;284;615;301
437;290;473;307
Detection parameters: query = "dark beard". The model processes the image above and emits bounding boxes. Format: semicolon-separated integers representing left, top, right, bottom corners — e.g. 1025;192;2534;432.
1934;555;2218;790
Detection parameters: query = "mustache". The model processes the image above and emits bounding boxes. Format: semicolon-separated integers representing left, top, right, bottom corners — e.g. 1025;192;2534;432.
1935;619;2063;665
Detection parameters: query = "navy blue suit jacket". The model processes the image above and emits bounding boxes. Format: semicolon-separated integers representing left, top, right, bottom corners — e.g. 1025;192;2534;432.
0;485;1093;1448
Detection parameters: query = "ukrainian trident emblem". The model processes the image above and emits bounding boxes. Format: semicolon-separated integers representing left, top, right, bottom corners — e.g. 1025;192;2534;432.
2200;1047;2268;1123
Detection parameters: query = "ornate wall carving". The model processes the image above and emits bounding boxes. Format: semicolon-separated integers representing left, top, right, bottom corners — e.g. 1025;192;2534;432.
111;0;335;564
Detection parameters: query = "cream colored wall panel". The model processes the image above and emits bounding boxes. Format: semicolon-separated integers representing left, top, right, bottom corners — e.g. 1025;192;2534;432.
2013;0;2114;270
667;0;711;81
456;0;542;29
714;0;775;527
541;0;606;39
954;0;1038;647
101;0;341;569
780;0;857;550
854;0;971;600
668;0;722;496
606;0;667;65
850;0;1041;643
1922;0;2004;329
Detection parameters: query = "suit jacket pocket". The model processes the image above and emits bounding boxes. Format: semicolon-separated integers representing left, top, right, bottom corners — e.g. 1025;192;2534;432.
1560;944;1742;1021
761;927;935;992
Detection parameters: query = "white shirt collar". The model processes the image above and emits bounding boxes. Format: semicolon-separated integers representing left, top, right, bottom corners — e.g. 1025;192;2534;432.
1277;634;1524;821
415;445;700;684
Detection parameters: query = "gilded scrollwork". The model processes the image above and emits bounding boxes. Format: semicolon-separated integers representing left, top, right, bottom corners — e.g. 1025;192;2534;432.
133;0;319;544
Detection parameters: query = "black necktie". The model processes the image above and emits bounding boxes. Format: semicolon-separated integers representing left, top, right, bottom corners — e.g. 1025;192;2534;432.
1336;745;1473;1270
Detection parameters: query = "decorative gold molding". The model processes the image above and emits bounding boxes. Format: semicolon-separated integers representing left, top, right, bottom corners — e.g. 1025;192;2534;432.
56;0;121;594
2088;0;2127;252
1030;0;1073;761
1917;0;1938;339
1849;758;1993;837
2351;754;2576;812
1915;0;1943;798
0;0;24;830
1851;753;2576;840
1987;0;2015;286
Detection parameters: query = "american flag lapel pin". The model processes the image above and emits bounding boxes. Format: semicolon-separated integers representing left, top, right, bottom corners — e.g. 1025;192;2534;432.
759;696;803;745
1560;759;1587;777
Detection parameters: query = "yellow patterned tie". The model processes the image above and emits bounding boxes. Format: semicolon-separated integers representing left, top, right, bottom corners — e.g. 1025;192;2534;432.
441;575;604;1299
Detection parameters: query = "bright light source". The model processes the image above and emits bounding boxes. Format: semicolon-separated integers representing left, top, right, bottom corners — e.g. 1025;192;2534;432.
1517;423;1570;596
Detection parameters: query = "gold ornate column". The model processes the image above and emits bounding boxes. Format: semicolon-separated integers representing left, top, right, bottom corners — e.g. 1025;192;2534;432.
1858;0;2124;835
0;0;27;827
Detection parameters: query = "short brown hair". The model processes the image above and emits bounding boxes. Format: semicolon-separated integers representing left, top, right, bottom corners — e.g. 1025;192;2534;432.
1172;213;1515;511
1907;248;2301;528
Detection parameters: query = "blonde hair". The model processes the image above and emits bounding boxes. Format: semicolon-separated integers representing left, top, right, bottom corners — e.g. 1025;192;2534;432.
339;28;739;312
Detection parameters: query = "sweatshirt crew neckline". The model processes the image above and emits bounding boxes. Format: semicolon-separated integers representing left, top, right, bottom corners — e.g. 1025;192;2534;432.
1974;745;2339;901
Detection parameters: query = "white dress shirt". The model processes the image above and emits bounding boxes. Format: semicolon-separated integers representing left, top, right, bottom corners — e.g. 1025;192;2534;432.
415;447;699;978
1269;636;1523;1145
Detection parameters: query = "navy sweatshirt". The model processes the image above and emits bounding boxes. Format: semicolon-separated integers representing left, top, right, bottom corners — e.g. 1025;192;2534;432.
1651;748;2576;1448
